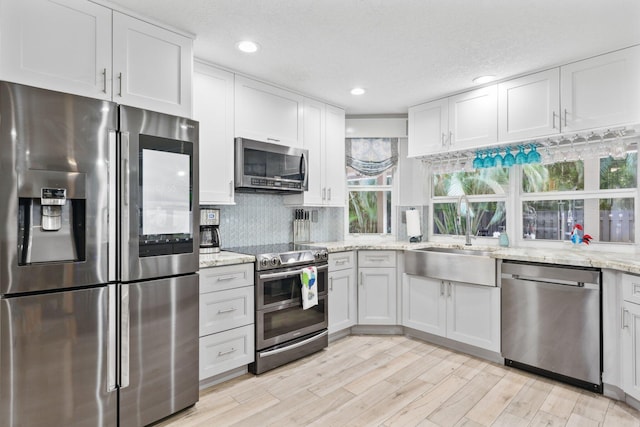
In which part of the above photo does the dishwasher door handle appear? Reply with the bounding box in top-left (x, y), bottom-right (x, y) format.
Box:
top-left (507, 275), bottom-right (598, 290)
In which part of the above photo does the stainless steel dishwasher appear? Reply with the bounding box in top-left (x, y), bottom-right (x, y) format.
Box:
top-left (500, 260), bottom-right (602, 392)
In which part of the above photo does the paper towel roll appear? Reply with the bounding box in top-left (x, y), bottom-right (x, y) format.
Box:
top-left (406, 209), bottom-right (421, 237)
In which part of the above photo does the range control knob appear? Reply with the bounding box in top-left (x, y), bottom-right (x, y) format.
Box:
top-left (320, 251), bottom-right (328, 261)
top-left (260, 258), bottom-right (269, 268)
top-left (270, 257), bottom-right (280, 267)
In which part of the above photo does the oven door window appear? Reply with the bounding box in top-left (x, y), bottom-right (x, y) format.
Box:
top-left (259, 296), bottom-right (327, 347)
top-left (259, 267), bottom-right (327, 307)
top-left (138, 134), bottom-right (193, 257)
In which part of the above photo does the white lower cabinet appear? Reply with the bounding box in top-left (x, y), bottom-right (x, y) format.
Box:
top-left (199, 263), bottom-right (255, 381)
top-left (199, 325), bottom-right (254, 380)
top-left (328, 252), bottom-right (357, 334)
top-left (358, 267), bottom-right (397, 324)
top-left (358, 251), bottom-right (397, 325)
top-left (402, 275), bottom-right (501, 352)
top-left (622, 273), bottom-right (640, 401)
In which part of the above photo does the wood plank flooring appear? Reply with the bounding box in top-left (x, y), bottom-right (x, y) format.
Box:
top-left (157, 335), bottom-right (640, 427)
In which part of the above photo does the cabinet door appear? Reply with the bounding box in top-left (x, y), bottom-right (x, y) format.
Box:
top-left (112, 12), bottom-right (193, 117)
top-left (328, 267), bottom-right (357, 333)
top-left (498, 69), bottom-right (560, 141)
top-left (303, 98), bottom-right (326, 205)
top-left (449, 85), bottom-right (498, 150)
top-left (0, 0), bottom-right (112, 100)
top-left (402, 275), bottom-right (447, 337)
top-left (622, 301), bottom-right (640, 402)
top-left (446, 282), bottom-right (500, 352)
top-left (408, 98), bottom-right (449, 157)
top-left (199, 324), bottom-right (255, 380)
top-left (358, 267), bottom-right (397, 325)
top-left (234, 75), bottom-right (303, 147)
top-left (199, 286), bottom-right (254, 336)
top-left (194, 63), bottom-right (235, 204)
top-left (561, 46), bottom-right (640, 132)
top-left (324, 105), bottom-right (346, 206)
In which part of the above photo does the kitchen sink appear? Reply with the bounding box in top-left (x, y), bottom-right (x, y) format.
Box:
top-left (414, 247), bottom-right (495, 257)
top-left (404, 247), bottom-right (497, 286)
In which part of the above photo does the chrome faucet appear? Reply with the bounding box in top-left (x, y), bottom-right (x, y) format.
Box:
top-left (457, 195), bottom-right (472, 246)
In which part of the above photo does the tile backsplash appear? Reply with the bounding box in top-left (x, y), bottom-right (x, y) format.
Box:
top-left (205, 193), bottom-right (344, 248)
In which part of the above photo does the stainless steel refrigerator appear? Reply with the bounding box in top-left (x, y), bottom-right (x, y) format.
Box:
top-left (0, 81), bottom-right (199, 427)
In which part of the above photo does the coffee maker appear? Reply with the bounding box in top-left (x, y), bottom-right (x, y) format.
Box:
top-left (199, 208), bottom-right (221, 253)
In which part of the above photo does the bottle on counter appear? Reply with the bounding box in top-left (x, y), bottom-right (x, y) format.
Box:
top-left (499, 227), bottom-right (509, 247)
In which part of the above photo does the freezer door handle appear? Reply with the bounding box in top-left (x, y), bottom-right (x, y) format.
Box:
top-left (108, 130), bottom-right (117, 282)
top-left (107, 284), bottom-right (117, 392)
top-left (121, 286), bottom-right (130, 389)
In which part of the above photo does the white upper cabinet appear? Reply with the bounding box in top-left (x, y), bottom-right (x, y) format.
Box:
top-left (284, 101), bottom-right (345, 207)
top-left (112, 12), bottom-right (193, 118)
top-left (498, 68), bottom-right (560, 141)
top-left (448, 85), bottom-right (498, 150)
top-left (193, 62), bottom-right (235, 205)
top-left (0, 0), bottom-right (112, 100)
top-left (0, 0), bottom-right (193, 117)
top-left (408, 98), bottom-right (448, 157)
top-left (408, 86), bottom-right (497, 157)
top-left (324, 105), bottom-right (346, 206)
top-left (560, 46), bottom-right (640, 132)
top-left (234, 75), bottom-right (304, 147)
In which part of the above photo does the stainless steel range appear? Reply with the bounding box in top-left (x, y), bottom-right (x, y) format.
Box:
top-left (228, 243), bottom-right (329, 374)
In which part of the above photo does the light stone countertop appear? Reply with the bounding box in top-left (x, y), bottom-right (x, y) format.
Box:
top-left (199, 251), bottom-right (255, 269)
top-left (318, 240), bottom-right (640, 276)
top-left (199, 241), bottom-right (640, 276)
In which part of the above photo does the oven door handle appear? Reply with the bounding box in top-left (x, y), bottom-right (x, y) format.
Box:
top-left (259, 330), bottom-right (328, 358)
top-left (259, 264), bottom-right (328, 280)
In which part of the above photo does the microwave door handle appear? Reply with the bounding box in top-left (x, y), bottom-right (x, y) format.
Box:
top-left (300, 153), bottom-right (308, 188)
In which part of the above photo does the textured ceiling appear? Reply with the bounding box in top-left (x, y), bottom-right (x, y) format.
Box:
top-left (106, 0), bottom-right (640, 115)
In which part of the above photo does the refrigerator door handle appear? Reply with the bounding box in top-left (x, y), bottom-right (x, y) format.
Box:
top-left (120, 132), bottom-right (130, 277)
top-left (121, 285), bottom-right (131, 389)
top-left (108, 129), bottom-right (117, 283)
top-left (107, 284), bottom-right (117, 392)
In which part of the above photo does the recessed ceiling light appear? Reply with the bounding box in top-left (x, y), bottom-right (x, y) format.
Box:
top-left (472, 75), bottom-right (495, 84)
top-left (236, 40), bottom-right (259, 53)
top-left (350, 87), bottom-right (365, 95)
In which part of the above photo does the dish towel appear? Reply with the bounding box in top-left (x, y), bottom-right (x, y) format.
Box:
top-left (300, 266), bottom-right (318, 310)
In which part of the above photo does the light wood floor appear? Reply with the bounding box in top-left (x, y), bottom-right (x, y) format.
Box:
top-left (158, 335), bottom-right (640, 427)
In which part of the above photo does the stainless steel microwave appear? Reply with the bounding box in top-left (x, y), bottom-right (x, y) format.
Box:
top-left (234, 137), bottom-right (308, 193)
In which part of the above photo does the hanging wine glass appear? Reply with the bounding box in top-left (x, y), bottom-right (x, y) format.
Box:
top-left (472, 150), bottom-right (484, 169)
top-left (526, 144), bottom-right (541, 164)
top-left (503, 146), bottom-right (515, 167)
top-left (483, 149), bottom-right (495, 168)
top-left (493, 148), bottom-right (504, 167)
top-left (515, 145), bottom-right (527, 164)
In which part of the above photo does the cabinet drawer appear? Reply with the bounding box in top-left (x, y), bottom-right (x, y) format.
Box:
top-left (199, 325), bottom-right (254, 380)
top-left (329, 251), bottom-right (355, 271)
top-left (200, 286), bottom-right (254, 336)
top-left (358, 250), bottom-right (396, 268)
top-left (200, 263), bottom-right (254, 293)
top-left (622, 273), bottom-right (640, 305)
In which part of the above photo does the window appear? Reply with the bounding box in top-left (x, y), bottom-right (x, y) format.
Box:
top-left (429, 139), bottom-right (638, 246)
top-left (520, 146), bottom-right (637, 243)
top-left (432, 168), bottom-right (509, 237)
top-left (346, 138), bottom-right (398, 235)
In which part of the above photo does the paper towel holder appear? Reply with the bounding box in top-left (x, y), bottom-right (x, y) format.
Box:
top-left (406, 208), bottom-right (423, 243)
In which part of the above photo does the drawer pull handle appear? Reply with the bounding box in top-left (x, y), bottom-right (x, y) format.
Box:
top-left (367, 257), bottom-right (388, 262)
top-left (217, 307), bottom-right (238, 314)
top-left (216, 274), bottom-right (239, 282)
top-left (622, 308), bottom-right (629, 329)
top-left (218, 348), bottom-right (237, 356)
top-left (335, 259), bottom-right (348, 265)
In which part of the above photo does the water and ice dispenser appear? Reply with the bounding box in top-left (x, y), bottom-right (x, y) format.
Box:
top-left (18, 172), bottom-right (86, 265)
